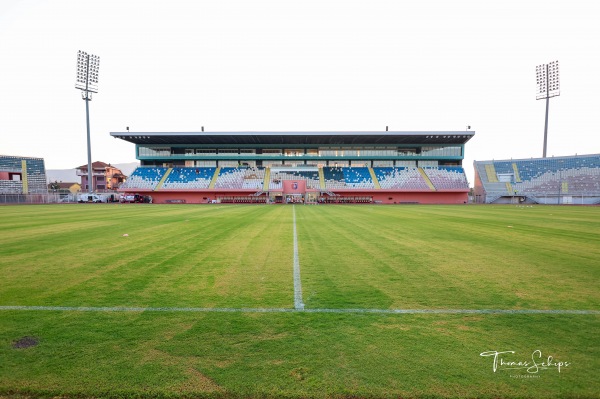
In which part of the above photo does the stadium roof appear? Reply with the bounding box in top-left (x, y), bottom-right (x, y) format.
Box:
top-left (110, 131), bottom-right (475, 146)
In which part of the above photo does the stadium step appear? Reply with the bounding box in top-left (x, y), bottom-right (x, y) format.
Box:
top-left (512, 163), bottom-right (522, 182)
top-left (368, 167), bottom-right (381, 189)
top-left (562, 181), bottom-right (569, 193)
top-left (485, 164), bottom-right (499, 182)
top-left (263, 168), bottom-right (271, 191)
top-left (417, 168), bottom-right (436, 191)
top-left (505, 182), bottom-right (513, 194)
top-left (208, 167), bottom-right (220, 189)
top-left (319, 168), bottom-right (326, 190)
top-left (154, 168), bottom-right (172, 191)
top-left (21, 160), bottom-right (29, 194)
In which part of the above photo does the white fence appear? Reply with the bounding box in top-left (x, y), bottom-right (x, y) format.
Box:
top-left (0, 193), bottom-right (61, 204)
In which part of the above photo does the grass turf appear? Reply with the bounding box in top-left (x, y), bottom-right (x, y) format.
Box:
top-left (0, 204), bottom-right (599, 398)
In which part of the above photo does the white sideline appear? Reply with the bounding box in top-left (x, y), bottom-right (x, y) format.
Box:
top-left (0, 306), bottom-right (598, 315)
top-left (292, 205), bottom-right (305, 310)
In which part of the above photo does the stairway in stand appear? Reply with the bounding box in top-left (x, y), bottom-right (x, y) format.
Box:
top-left (208, 167), bottom-right (220, 189)
top-left (154, 168), bottom-right (172, 190)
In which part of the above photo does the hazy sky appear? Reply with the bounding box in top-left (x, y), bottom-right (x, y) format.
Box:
top-left (1, 0), bottom-right (599, 184)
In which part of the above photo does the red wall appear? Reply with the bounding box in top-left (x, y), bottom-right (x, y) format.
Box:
top-left (370, 191), bottom-right (468, 204)
top-left (149, 190), bottom-right (252, 204)
top-left (127, 189), bottom-right (468, 204)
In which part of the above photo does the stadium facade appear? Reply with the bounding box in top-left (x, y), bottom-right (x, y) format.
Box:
top-left (111, 131), bottom-right (474, 204)
top-left (0, 155), bottom-right (48, 194)
top-left (474, 154), bottom-right (600, 204)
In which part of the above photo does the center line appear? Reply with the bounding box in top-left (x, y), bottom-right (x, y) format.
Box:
top-left (292, 205), bottom-right (304, 310)
top-left (1, 306), bottom-right (598, 315)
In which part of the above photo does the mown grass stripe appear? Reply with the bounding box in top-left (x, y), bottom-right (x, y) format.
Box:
top-left (1, 305), bottom-right (598, 315)
top-left (292, 205), bottom-right (305, 310)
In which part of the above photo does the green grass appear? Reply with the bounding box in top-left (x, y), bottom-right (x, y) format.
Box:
top-left (0, 204), bottom-right (599, 398)
top-left (297, 205), bottom-right (600, 310)
top-left (0, 205), bottom-right (293, 308)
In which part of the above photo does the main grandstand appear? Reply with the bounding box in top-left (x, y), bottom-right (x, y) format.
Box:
top-left (474, 154), bottom-right (600, 204)
top-left (111, 131), bottom-right (474, 204)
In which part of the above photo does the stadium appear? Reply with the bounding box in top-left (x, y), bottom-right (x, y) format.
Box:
top-left (111, 130), bottom-right (474, 204)
top-left (2, 133), bottom-right (600, 397)
top-left (2, 1), bottom-right (600, 396)
top-left (0, 155), bottom-right (50, 203)
top-left (474, 154), bottom-right (600, 204)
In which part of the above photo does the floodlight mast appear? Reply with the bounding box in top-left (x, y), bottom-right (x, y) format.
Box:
top-left (75, 50), bottom-right (100, 194)
top-left (536, 60), bottom-right (560, 158)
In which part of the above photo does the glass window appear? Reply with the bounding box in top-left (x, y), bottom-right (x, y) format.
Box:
top-left (421, 146), bottom-right (462, 156)
top-left (398, 148), bottom-right (417, 156)
top-left (138, 147), bottom-right (171, 157)
top-left (195, 160), bottom-right (216, 167)
top-left (319, 148), bottom-right (341, 157)
top-left (343, 149), bottom-right (358, 156)
top-left (360, 147), bottom-right (396, 156)
top-left (196, 149), bottom-right (217, 155)
top-left (262, 149), bottom-right (283, 156)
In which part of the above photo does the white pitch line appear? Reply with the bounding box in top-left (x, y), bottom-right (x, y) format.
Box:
top-left (292, 205), bottom-right (305, 310)
top-left (0, 306), bottom-right (598, 315)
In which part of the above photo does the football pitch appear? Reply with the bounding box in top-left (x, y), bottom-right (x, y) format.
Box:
top-left (1, 204), bottom-right (599, 398)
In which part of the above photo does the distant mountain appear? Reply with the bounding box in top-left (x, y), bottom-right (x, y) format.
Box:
top-left (113, 162), bottom-right (139, 176)
top-left (46, 169), bottom-right (78, 184)
top-left (46, 162), bottom-right (139, 183)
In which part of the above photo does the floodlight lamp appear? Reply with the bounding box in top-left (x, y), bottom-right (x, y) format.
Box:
top-left (75, 50), bottom-right (100, 93)
top-left (535, 60), bottom-right (560, 100)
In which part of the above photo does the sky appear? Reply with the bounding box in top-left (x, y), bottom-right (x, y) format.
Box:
top-left (1, 0), bottom-right (599, 185)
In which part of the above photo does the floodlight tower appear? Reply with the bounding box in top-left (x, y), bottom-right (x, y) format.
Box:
top-left (536, 60), bottom-right (560, 158)
top-left (75, 50), bottom-right (100, 193)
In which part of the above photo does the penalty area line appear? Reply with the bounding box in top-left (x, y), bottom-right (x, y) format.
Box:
top-left (0, 306), bottom-right (598, 315)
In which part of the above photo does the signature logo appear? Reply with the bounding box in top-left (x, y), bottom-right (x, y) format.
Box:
top-left (480, 350), bottom-right (570, 374)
